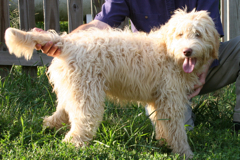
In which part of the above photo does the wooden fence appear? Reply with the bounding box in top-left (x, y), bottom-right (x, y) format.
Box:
top-left (0, 0), bottom-right (239, 78)
top-left (221, 0), bottom-right (240, 42)
top-left (0, 0), bottom-right (106, 78)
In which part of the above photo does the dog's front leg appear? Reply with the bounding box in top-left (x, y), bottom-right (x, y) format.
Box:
top-left (154, 101), bottom-right (194, 159)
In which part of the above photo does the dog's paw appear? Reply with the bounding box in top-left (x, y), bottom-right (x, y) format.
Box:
top-left (183, 150), bottom-right (194, 160)
top-left (42, 116), bottom-right (54, 129)
top-left (63, 132), bottom-right (86, 147)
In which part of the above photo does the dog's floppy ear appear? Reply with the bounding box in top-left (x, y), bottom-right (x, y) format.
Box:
top-left (198, 11), bottom-right (220, 59)
top-left (204, 21), bottom-right (220, 59)
top-left (211, 29), bottom-right (220, 59)
top-left (201, 11), bottom-right (220, 60)
top-left (195, 10), bottom-right (220, 60)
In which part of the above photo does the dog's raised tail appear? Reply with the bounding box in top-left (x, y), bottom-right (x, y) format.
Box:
top-left (5, 28), bottom-right (62, 60)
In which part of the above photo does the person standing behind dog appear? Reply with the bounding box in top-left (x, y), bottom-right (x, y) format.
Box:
top-left (34, 0), bottom-right (240, 133)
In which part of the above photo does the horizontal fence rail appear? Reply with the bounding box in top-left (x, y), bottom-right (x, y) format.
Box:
top-left (0, 0), bottom-right (104, 78)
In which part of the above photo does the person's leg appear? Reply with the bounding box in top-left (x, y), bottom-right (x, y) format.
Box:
top-left (199, 35), bottom-right (240, 124)
top-left (184, 103), bottom-right (195, 130)
top-left (184, 36), bottom-right (240, 129)
top-left (233, 72), bottom-right (240, 123)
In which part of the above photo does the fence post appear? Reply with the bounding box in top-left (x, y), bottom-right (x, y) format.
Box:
top-left (227, 0), bottom-right (240, 40)
top-left (0, 0), bottom-right (9, 51)
top-left (221, 0), bottom-right (240, 42)
top-left (91, 0), bottom-right (105, 19)
top-left (0, 0), bottom-right (11, 80)
top-left (43, 0), bottom-right (60, 32)
top-left (18, 0), bottom-right (35, 30)
top-left (18, 0), bottom-right (38, 77)
top-left (67, 0), bottom-right (83, 33)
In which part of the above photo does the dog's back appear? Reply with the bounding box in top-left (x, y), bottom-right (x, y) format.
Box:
top-left (5, 27), bottom-right (196, 104)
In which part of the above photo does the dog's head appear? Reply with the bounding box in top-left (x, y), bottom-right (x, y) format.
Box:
top-left (161, 9), bottom-right (220, 73)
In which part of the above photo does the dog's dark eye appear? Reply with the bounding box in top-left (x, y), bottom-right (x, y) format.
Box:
top-left (178, 33), bottom-right (183, 37)
top-left (195, 32), bottom-right (201, 37)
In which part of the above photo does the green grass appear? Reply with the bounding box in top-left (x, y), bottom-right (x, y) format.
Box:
top-left (0, 66), bottom-right (239, 160)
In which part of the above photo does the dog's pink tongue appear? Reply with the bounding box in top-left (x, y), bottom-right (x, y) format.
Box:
top-left (183, 58), bottom-right (196, 73)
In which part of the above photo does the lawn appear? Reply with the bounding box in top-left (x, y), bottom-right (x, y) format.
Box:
top-left (0, 66), bottom-right (239, 160)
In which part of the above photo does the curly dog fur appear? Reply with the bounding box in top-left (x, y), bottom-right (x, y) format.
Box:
top-left (5, 9), bottom-right (219, 158)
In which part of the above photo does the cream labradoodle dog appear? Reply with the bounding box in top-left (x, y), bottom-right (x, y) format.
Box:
top-left (5, 10), bottom-right (219, 158)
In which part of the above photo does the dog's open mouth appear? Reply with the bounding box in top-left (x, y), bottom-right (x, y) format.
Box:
top-left (183, 58), bottom-right (197, 73)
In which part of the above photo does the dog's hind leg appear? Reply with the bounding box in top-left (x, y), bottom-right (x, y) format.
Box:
top-left (154, 101), bottom-right (194, 159)
top-left (43, 103), bottom-right (69, 130)
top-left (63, 81), bottom-right (106, 147)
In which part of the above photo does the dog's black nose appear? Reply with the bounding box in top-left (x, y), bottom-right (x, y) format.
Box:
top-left (183, 48), bottom-right (192, 57)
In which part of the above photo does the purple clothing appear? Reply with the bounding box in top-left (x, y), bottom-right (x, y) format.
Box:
top-left (94, 0), bottom-right (222, 67)
top-left (94, 0), bottom-right (224, 37)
